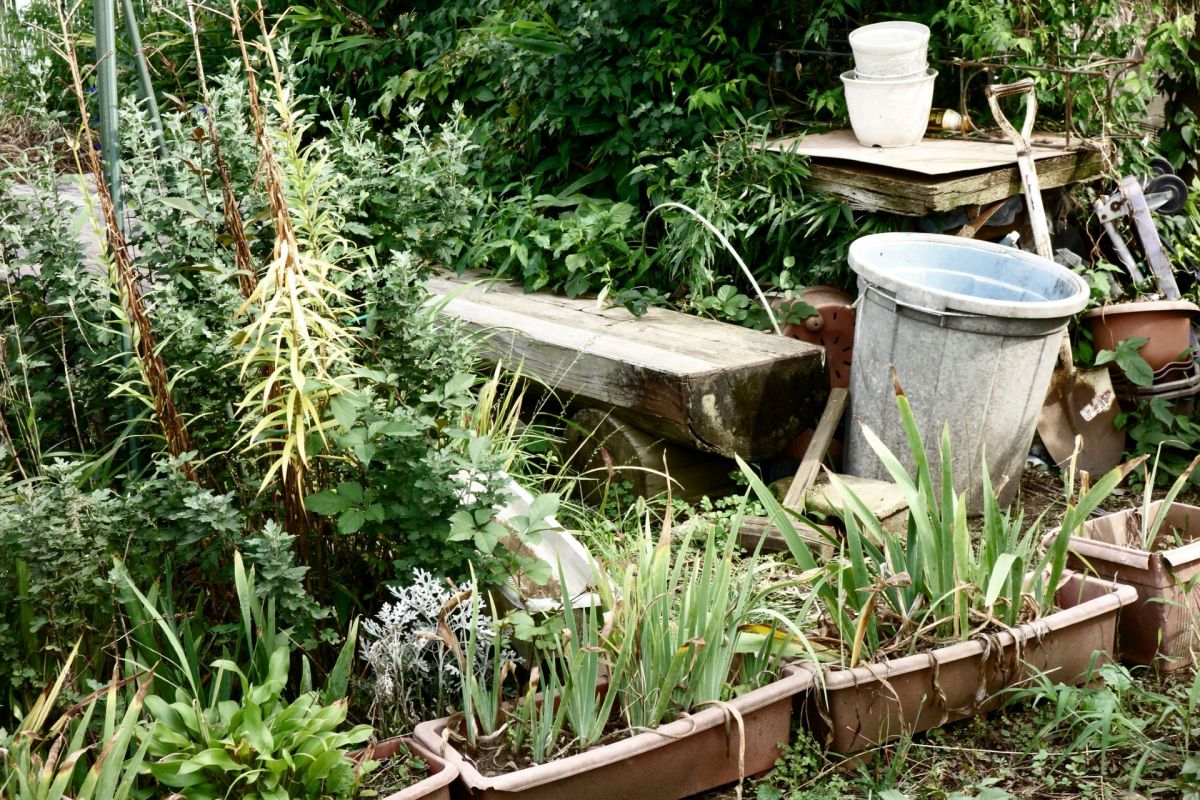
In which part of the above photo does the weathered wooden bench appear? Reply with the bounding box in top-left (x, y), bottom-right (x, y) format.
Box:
top-left (426, 272), bottom-right (828, 463)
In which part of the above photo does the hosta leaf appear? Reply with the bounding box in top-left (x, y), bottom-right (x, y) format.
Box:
top-left (242, 702), bottom-right (274, 754)
top-left (182, 747), bottom-right (242, 773)
top-left (304, 748), bottom-right (343, 782)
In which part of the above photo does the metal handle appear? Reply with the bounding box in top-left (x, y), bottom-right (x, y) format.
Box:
top-left (985, 74), bottom-right (1051, 259)
top-left (984, 77), bottom-right (1036, 99)
top-left (985, 78), bottom-right (1038, 146)
top-left (863, 285), bottom-right (979, 322)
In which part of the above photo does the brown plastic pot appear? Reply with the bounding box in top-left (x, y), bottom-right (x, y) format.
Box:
top-left (1066, 500), bottom-right (1200, 672)
top-left (1083, 300), bottom-right (1199, 371)
top-left (788, 572), bottom-right (1136, 754)
top-left (355, 737), bottom-right (458, 800)
top-left (411, 669), bottom-right (814, 800)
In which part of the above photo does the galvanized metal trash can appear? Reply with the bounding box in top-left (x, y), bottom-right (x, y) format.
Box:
top-left (846, 233), bottom-right (1090, 510)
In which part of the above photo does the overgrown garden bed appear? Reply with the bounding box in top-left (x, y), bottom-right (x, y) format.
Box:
top-left (2, 1), bottom-right (1200, 799)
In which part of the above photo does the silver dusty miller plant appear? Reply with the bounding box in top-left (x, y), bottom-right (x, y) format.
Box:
top-left (361, 568), bottom-right (513, 732)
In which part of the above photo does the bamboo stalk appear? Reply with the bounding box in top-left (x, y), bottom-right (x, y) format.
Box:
top-left (93, 0), bottom-right (121, 213)
top-left (119, 0), bottom-right (166, 158)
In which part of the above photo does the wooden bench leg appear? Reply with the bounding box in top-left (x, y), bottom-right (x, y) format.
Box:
top-left (562, 407), bottom-right (735, 503)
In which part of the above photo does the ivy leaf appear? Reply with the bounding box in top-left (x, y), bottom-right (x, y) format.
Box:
top-left (528, 491), bottom-right (559, 521)
top-left (467, 435), bottom-right (493, 464)
top-left (447, 510), bottom-right (478, 542)
top-left (519, 558), bottom-right (552, 586)
top-left (1149, 397), bottom-right (1177, 426)
top-left (444, 373), bottom-right (475, 397)
top-left (1095, 337), bottom-right (1153, 387)
top-left (473, 521), bottom-right (508, 555)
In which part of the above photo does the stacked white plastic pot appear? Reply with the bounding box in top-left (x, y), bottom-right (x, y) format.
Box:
top-left (842, 22), bottom-right (935, 148)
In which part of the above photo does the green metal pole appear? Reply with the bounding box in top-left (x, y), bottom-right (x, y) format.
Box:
top-left (94, 0), bottom-right (121, 215)
top-left (119, 0), bottom-right (166, 158)
top-left (94, 0), bottom-right (141, 474)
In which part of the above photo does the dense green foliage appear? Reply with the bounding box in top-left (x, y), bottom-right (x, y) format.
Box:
top-left (1, 1), bottom-right (1200, 798)
top-left (0, 35), bottom-right (541, 713)
top-left (260, 0), bottom-right (1199, 308)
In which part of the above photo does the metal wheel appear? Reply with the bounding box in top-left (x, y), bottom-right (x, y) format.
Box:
top-left (1146, 173), bottom-right (1188, 215)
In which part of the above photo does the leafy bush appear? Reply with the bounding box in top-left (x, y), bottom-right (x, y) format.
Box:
top-left (0, 457), bottom-right (243, 702)
top-left (261, 0), bottom-right (1200, 309)
top-left (127, 554), bottom-right (372, 799)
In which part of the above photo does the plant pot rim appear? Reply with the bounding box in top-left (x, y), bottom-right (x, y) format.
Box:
top-left (1064, 502), bottom-right (1200, 570)
top-left (412, 667), bottom-right (814, 793)
top-left (1083, 299), bottom-right (1200, 318)
top-left (358, 736), bottom-right (459, 800)
top-left (782, 571), bottom-right (1136, 686)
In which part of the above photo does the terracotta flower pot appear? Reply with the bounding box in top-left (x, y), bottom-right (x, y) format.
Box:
top-left (1066, 500), bottom-right (1200, 672)
top-left (355, 737), bottom-right (459, 800)
top-left (788, 572), bottom-right (1136, 754)
top-left (1083, 300), bottom-right (1199, 372)
top-left (411, 669), bottom-right (814, 800)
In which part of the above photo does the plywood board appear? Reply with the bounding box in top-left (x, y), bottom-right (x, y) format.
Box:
top-left (765, 129), bottom-right (1082, 175)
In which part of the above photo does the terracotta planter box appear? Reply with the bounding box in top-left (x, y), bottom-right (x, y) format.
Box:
top-left (1067, 501), bottom-right (1200, 672)
top-left (357, 736), bottom-right (458, 800)
top-left (789, 572), bottom-right (1136, 754)
top-left (1083, 300), bottom-right (1200, 371)
top-left (412, 669), bottom-right (813, 800)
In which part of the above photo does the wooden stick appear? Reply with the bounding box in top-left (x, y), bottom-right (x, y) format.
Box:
top-left (782, 387), bottom-right (848, 510)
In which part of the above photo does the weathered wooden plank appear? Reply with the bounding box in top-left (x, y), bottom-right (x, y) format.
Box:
top-left (805, 149), bottom-right (1102, 215)
top-left (427, 272), bottom-right (828, 460)
top-left (761, 130), bottom-right (1104, 215)
top-left (767, 130), bottom-right (1083, 174)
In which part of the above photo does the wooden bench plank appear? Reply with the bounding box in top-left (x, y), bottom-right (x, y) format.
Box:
top-left (428, 272), bottom-right (828, 460)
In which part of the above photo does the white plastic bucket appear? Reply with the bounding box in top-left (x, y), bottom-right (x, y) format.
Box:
top-left (845, 233), bottom-right (1090, 511)
top-left (849, 21), bottom-right (929, 79)
top-left (842, 68), bottom-right (936, 148)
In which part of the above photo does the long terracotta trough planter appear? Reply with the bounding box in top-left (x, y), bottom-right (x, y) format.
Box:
top-left (412, 668), bottom-right (814, 800)
top-left (358, 737), bottom-right (459, 800)
top-left (1067, 501), bottom-right (1200, 672)
top-left (790, 572), bottom-right (1136, 754)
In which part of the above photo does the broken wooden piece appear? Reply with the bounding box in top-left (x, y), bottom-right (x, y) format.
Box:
top-left (782, 387), bottom-right (849, 510)
top-left (427, 271), bottom-right (828, 460)
top-left (808, 473), bottom-right (910, 535)
top-left (674, 514), bottom-right (833, 557)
